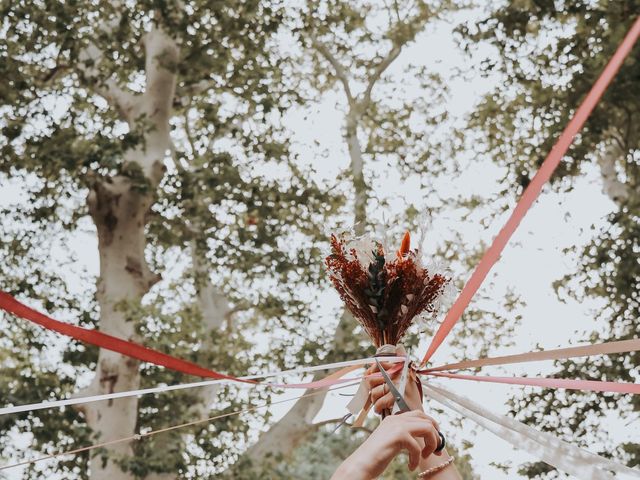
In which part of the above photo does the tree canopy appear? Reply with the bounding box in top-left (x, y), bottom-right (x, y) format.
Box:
top-left (1, 1), bottom-right (636, 479)
top-left (461, 1), bottom-right (639, 474)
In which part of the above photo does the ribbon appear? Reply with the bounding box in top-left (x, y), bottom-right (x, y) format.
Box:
top-left (0, 291), bottom-right (403, 391)
top-left (427, 372), bottom-right (640, 395)
top-left (425, 338), bottom-right (640, 372)
top-left (0, 291), bottom-right (251, 382)
top-left (0, 357), bottom-right (405, 417)
top-left (421, 16), bottom-right (640, 365)
top-left (424, 382), bottom-right (640, 480)
top-left (0, 382), bottom-right (360, 473)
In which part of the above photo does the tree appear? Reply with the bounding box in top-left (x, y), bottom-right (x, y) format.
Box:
top-left (0, 1), bottom-right (339, 478)
top-left (458, 1), bottom-right (639, 475)
top-left (237, 0), bottom-right (517, 474)
top-left (1, 1), bottom-right (514, 478)
top-left (238, 0), bottom-right (456, 466)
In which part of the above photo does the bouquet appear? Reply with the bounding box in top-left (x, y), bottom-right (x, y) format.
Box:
top-left (325, 229), bottom-right (453, 348)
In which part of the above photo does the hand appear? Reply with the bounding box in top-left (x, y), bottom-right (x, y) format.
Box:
top-left (331, 411), bottom-right (442, 479)
top-left (364, 347), bottom-right (423, 414)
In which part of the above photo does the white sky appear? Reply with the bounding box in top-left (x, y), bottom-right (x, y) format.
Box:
top-left (1, 6), bottom-right (636, 480)
top-left (276, 9), bottom-right (635, 480)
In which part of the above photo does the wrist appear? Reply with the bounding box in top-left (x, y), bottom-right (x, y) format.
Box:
top-left (332, 450), bottom-right (372, 480)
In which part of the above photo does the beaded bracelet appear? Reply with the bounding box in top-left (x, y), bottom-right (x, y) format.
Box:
top-left (417, 456), bottom-right (455, 478)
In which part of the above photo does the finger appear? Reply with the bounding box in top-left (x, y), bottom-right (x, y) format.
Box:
top-left (365, 364), bottom-right (379, 375)
top-left (405, 410), bottom-right (440, 430)
top-left (366, 360), bottom-right (402, 378)
top-left (423, 429), bottom-right (442, 457)
top-left (433, 431), bottom-right (444, 456)
top-left (364, 371), bottom-right (385, 391)
top-left (373, 392), bottom-right (395, 414)
top-left (365, 376), bottom-right (384, 390)
top-left (367, 360), bottom-right (395, 370)
top-left (401, 410), bottom-right (429, 420)
top-left (416, 412), bottom-right (439, 431)
top-left (366, 366), bottom-right (402, 391)
top-left (371, 384), bottom-right (386, 402)
top-left (404, 420), bottom-right (437, 438)
top-left (402, 418), bottom-right (441, 453)
top-left (403, 435), bottom-right (423, 471)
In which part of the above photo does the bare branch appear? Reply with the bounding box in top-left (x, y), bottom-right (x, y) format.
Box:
top-left (310, 35), bottom-right (355, 106)
top-left (224, 302), bottom-right (252, 332)
top-left (361, 44), bottom-right (402, 109)
top-left (76, 10), bottom-right (136, 120)
top-left (361, 6), bottom-right (432, 109)
top-left (142, 27), bottom-right (179, 122)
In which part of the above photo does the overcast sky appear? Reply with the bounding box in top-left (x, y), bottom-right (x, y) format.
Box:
top-left (279, 9), bottom-right (632, 479)
top-left (1, 6), bottom-right (634, 480)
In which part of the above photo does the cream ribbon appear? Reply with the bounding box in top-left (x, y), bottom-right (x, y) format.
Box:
top-left (0, 356), bottom-right (404, 417)
top-left (423, 382), bottom-right (640, 480)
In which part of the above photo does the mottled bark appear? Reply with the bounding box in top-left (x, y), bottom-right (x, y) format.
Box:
top-left (597, 139), bottom-right (630, 204)
top-left (244, 309), bottom-right (353, 464)
top-left (78, 26), bottom-right (178, 480)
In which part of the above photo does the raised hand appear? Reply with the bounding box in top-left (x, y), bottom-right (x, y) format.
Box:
top-left (330, 411), bottom-right (442, 479)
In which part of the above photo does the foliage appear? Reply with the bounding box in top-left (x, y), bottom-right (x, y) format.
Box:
top-left (0, 0), bottom-right (523, 478)
top-left (0, 0), bottom-right (341, 477)
top-left (459, 1), bottom-right (640, 475)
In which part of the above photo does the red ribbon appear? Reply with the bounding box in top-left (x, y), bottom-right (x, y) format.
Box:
top-left (0, 292), bottom-right (254, 383)
top-left (0, 291), bottom-right (402, 389)
top-left (421, 17), bottom-right (640, 365)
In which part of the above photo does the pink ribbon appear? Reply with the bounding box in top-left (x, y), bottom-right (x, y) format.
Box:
top-left (428, 372), bottom-right (640, 395)
top-left (421, 17), bottom-right (640, 365)
top-left (424, 338), bottom-right (640, 372)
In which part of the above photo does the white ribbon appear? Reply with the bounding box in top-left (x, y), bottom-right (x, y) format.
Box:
top-left (423, 382), bottom-right (640, 480)
top-left (0, 356), bottom-right (404, 417)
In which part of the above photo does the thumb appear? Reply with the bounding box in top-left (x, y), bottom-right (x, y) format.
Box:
top-left (396, 344), bottom-right (407, 357)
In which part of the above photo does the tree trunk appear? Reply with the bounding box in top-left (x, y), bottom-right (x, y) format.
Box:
top-left (346, 109), bottom-right (368, 236)
top-left (84, 178), bottom-right (160, 480)
top-left (79, 26), bottom-right (178, 480)
top-left (243, 309), bottom-right (353, 465)
top-left (242, 106), bottom-right (368, 466)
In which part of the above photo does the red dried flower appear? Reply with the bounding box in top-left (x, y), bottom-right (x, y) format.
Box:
top-left (325, 230), bottom-right (453, 347)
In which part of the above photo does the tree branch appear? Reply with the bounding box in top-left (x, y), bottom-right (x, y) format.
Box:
top-left (361, 44), bottom-right (402, 109)
top-left (76, 9), bottom-right (136, 120)
top-left (361, 5), bottom-right (432, 108)
top-left (142, 27), bottom-right (179, 125)
top-left (310, 35), bottom-right (355, 107)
